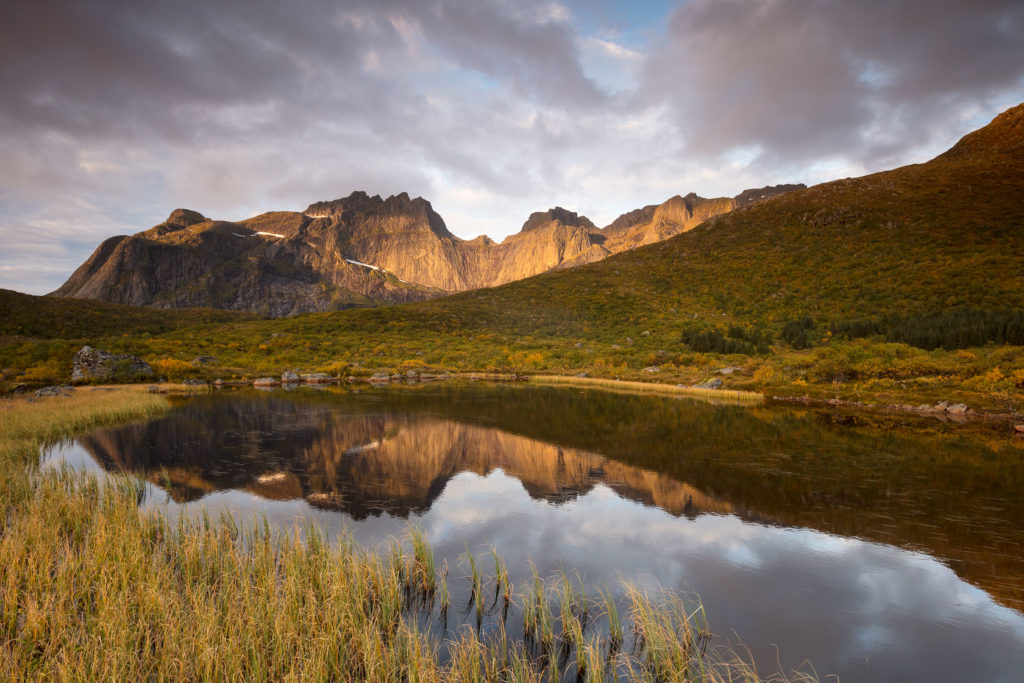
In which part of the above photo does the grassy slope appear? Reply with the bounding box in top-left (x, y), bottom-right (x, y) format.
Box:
top-left (2, 106), bottom-right (1024, 407)
top-left (0, 289), bottom-right (258, 339)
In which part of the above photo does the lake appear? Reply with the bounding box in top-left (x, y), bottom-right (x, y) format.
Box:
top-left (44, 383), bottom-right (1024, 682)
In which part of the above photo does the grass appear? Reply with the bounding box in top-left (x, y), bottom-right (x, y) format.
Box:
top-left (529, 374), bottom-right (764, 402)
top-left (0, 389), bottom-right (819, 681)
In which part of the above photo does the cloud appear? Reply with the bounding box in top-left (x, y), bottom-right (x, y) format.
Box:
top-left (642, 0), bottom-right (1024, 172)
top-left (1, 0), bottom-right (1022, 293)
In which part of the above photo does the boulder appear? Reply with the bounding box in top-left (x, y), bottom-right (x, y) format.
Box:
top-left (300, 372), bottom-right (332, 384)
top-left (71, 345), bottom-right (153, 383)
top-left (35, 385), bottom-right (74, 397)
top-left (253, 377), bottom-right (280, 387)
top-left (693, 378), bottom-right (723, 390)
top-left (642, 366), bottom-right (661, 373)
top-left (947, 403), bottom-right (969, 415)
top-left (370, 372), bottom-right (390, 383)
top-left (192, 356), bottom-right (217, 366)
top-left (281, 370), bottom-right (300, 383)
top-left (183, 378), bottom-right (207, 387)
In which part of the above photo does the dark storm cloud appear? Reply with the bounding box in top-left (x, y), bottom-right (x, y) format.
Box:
top-left (643, 0), bottom-right (1024, 168)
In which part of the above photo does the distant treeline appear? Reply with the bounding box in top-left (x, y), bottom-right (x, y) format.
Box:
top-left (680, 311), bottom-right (1024, 355)
top-left (831, 310), bottom-right (1024, 350)
top-left (681, 325), bottom-right (772, 355)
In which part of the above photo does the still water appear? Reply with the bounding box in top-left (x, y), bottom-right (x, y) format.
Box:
top-left (45, 384), bottom-right (1024, 681)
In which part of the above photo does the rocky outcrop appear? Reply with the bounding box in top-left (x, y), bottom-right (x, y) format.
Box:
top-left (71, 346), bottom-right (153, 383)
top-left (733, 184), bottom-right (807, 208)
top-left (55, 185), bottom-right (804, 316)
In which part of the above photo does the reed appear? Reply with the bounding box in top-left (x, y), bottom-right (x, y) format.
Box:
top-left (409, 526), bottom-right (438, 597)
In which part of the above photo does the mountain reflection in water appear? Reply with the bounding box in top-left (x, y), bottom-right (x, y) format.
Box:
top-left (76, 396), bottom-right (731, 521)
top-left (47, 384), bottom-right (1024, 683)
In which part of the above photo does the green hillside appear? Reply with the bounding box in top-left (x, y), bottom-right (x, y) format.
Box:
top-left (0, 289), bottom-right (258, 340)
top-left (3, 104), bottom-right (1024, 407)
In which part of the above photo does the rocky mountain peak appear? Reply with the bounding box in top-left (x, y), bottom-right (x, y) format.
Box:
top-left (166, 209), bottom-right (206, 228)
top-left (303, 190), bottom-right (384, 217)
top-left (519, 207), bottom-right (594, 233)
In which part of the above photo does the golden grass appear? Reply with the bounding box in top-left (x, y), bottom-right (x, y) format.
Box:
top-left (528, 374), bottom-right (765, 403)
top-left (0, 389), bottom-right (812, 682)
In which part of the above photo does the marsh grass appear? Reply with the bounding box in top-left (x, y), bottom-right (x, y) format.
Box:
top-left (1, 390), bottom-right (816, 681)
top-left (529, 374), bottom-right (764, 403)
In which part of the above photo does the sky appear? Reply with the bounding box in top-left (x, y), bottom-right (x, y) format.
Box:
top-left (1, 0), bottom-right (1022, 295)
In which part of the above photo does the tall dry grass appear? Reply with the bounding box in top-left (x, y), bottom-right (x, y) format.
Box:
top-left (528, 374), bottom-right (764, 403)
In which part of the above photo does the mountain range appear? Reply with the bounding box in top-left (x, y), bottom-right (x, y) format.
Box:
top-left (53, 185), bottom-right (803, 316)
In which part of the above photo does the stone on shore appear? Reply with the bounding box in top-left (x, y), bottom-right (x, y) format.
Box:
top-left (72, 346), bottom-right (153, 383)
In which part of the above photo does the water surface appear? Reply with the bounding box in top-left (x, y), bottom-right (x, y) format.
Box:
top-left (46, 384), bottom-right (1024, 681)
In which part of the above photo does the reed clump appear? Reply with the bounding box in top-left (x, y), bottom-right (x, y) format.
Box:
top-left (1, 389), bottom-right (815, 681)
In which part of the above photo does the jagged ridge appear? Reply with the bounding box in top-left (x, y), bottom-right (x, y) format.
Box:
top-left (54, 184), bottom-right (803, 316)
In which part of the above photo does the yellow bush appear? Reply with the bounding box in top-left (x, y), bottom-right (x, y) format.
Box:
top-left (22, 361), bottom-right (62, 384)
top-left (752, 365), bottom-right (780, 385)
top-left (151, 358), bottom-right (193, 379)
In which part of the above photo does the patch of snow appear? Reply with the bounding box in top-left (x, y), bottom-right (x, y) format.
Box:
top-left (255, 231), bottom-right (286, 238)
top-left (345, 258), bottom-right (382, 272)
top-left (345, 258), bottom-right (418, 286)
top-left (231, 232), bottom-right (250, 238)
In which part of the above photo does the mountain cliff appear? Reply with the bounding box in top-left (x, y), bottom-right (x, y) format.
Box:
top-left (54, 185), bottom-right (802, 316)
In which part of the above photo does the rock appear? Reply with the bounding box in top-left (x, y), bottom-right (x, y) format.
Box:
top-left (693, 378), bottom-right (723, 390)
top-left (147, 385), bottom-right (166, 394)
top-left (947, 403), bottom-right (969, 415)
top-left (71, 345), bottom-right (153, 383)
top-left (1014, 424), bottom-right (1024, 435)
top-left (642, 366), bottom-right (661, 373)
top-left (370, 372), bottom-right (390, 383)
top-left (183, 378), bottom-right (207, 386)
top-left (717, 366), bottom-right (739, 375)
top-left (640, 330), bottom-right (650, 336)
top-left (192, 356), bottom-right (217, 366)
top-left (253, 378), bottom-right (280, 387)
top-left (575, 372), bottom-right (589, 378)
top-left (301, 372), bottom-right (332, 384)
top-left (406, 370), bottom-right (419, 378)
top-left (281, 370), bottom-right (300, 383)
top-left (213, 378), bottom-right (224, 386)
top-left (35, 385), bottom-right (73, 397)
